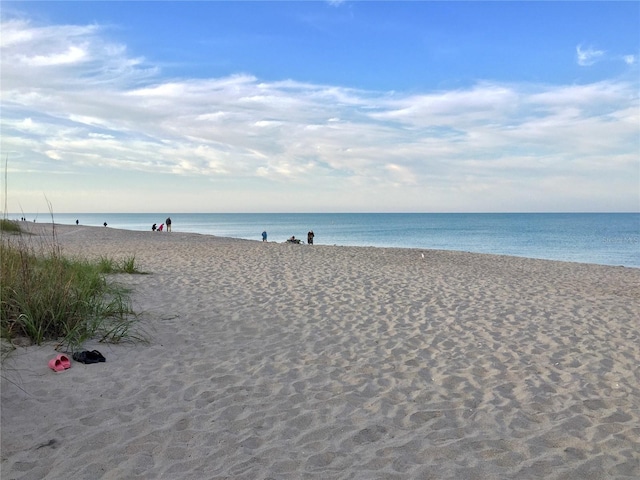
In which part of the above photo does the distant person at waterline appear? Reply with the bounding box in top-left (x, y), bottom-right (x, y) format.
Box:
top-left (166, 217), bottom-right (172, 232)
top-left (262, 231), bottom-right (267, 242)
top-left (307, 230), bottom-right (314, 245)
top-left (152, 223), bottom-right (157, 232)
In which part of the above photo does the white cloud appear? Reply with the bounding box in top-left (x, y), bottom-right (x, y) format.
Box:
top-left (88, 132), bottom-right (115, 140)
top-left (15, 117), bottom-right (35, 131)
top-left (576, 44), bottom-right (605, 66)
top-left (20, 44), bottom-right (88, 66)
top-left (576, 45), bottom-right (638, 68)
top-left (0, 18), bottom-right (155, 91)
top-left (1, 17), bottom-right (638, 213)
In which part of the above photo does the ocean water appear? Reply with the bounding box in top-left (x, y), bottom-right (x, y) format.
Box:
top-left (14, 212), bottom-right (640, 268)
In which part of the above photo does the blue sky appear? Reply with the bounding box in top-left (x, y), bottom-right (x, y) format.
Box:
top-left (1, 1), bottom-right (638, 213)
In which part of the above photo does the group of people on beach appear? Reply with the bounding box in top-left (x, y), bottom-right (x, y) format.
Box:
top-left (281, 230), bottom-right (315, 244)
top-left (152, 217), bottom-right (172, 232)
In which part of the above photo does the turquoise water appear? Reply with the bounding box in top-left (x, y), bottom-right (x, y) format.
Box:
top-left (14, 212), bottom-right (640, 268)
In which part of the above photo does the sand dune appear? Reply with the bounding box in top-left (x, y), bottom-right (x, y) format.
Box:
top-left (2, 223), bottom-right (639, 479)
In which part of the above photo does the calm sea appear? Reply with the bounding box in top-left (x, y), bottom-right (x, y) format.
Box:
top-left (15, 213), bottom-right (640, 268)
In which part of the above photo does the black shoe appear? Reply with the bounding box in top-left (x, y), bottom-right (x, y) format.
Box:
top-left (72, 350), bottom-right (106, 364)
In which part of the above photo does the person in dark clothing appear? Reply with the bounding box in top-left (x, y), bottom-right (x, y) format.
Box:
top-left (166, 217), bottom-right (172, 232)
top-left (307, 230), bottom-right (314, 245)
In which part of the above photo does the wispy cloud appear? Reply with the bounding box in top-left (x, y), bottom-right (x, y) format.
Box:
top-left (1, 17), bottom-right (638, 212)
top-left (575, 44), bottom-right (638, 69)
top-left (576, 44), bottom-right (605, 66)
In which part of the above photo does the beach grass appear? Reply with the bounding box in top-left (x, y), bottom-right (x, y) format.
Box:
top-left (0, 226), bottom-right (144, 351)
top-left (0, 218), bottom-right (22, 234)
top-left (97, 255), bottom-right (144, 275)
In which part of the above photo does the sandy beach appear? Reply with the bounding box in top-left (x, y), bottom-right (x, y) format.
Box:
top-left (2, 223), bottom-right (639, 479)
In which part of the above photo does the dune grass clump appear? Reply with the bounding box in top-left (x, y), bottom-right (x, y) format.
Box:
top-left (1, 231), bottom-right (144, 350)
top-left (0, 218), bottom-right (22, 234)
top-left (97, 255), bottom-right (142, 275)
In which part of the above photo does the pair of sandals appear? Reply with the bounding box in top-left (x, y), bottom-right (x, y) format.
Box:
top-left (48, 350), bottom-right (106, 371)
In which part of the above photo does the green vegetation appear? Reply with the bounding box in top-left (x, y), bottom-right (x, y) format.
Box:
top-left (0, 218), bottom-right (22, 234)
top-left (1, 230), bottom-right (145, 351)
top-left (97, 255), bottom-right (143, 275)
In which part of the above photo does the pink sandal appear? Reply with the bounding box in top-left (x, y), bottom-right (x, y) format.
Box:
top-left (57, 354), bottom-right (71, 369)
top-left (48, 357), bottom-right (65, 372)
top-left (49, 354), bottom-right (71, 372)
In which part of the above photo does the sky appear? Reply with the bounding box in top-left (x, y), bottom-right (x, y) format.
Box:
top-left (1, 1), bottom-right (639, 214)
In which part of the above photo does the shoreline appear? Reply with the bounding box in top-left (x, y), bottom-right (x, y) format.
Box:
top-left (7, 213), bottom-right (639, 268)
top-left (9, 221), bottom-right (640, 269)
top-left (2, 223), bottom-right (639, 479)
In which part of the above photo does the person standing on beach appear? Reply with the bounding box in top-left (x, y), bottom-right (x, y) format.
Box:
top-left (262, 231), bottom-right (268, 242)
top-left (307, 230), bottom-right (314, 245)
top-left (166, 217), bottom-right (172, 232)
